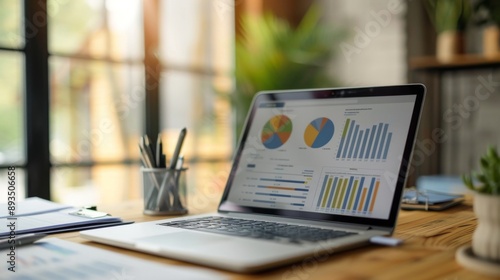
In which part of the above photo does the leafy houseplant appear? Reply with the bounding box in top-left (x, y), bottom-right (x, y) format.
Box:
top-left (461, 146), bottom-right (500, 263)
top-left (233, 5), bottom-right (347, 140)
top-left (425, 0), bottom-right (472, 61)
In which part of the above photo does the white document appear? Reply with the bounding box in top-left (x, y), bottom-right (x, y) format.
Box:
top-left (2, 238), bottom-right (227, 280)
top-left (0, 208), bottom-right (122, 237)
top-left (0, 197), bottom-right (72, 218)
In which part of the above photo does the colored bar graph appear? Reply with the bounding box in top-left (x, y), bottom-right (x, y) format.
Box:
top-left (316, 175), bottom-right (329, 207)
top-left (316, 174), bottom-right (380, 214)
top-left (383, 133), bottom-right (392, 159)
top-left (370, 123), bottom-right (383, 159)
top-left (353, 177), bottom-right (365, 210)
top-left (255, 192), bottom-right (307, 199)
top-left (327, 177), bottom-right (338, 208)
top-left (363, 178), bottom-right (376, 212)
top-left (332, 178), bottom-right (344, 208)
top-left (369, 180), bottom-right (380, 212)
top-left (341, 176), bottom-right (354, 209)
top-left (353, 130), bottom-right (363, 159)
top-left (359, 129), bottom-right (369, 159)
top-left (348, 125), bottom-right (359, 158)
top-left (336, 119), bottom-right (350, 158)
top-left (342, 120), bottom-right (355, 158)
top-left (336, 119), bottom-right (393, 161)
top-left (358, 188), bottom-right (367, 212)
top-left (347, 179), bottom-right (359, 210)
top-left (364, 125), bottom-right (377, 159)
top-left (321, 177), bottom-right (333, 208)
top-left (260, 178), bottom-right (306, 184)
top-left (377, 124), bottom-right (389, 159)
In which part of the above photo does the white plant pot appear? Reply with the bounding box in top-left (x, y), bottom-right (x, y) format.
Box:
top-left (483, 25), bottom-right (500, 58)
top-left (436, 30), bottom-right (465, 62)
top-left (472, 193), bottom-right (500, 262)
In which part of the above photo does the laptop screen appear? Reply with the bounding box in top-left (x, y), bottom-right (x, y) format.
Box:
top-left (219, 85), bottom-right (425, 228)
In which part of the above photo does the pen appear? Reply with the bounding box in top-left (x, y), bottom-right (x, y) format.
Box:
top-left (139, 142), bottom-right (156, 169)
top-left (156, 128), bottom-right (187, 211)
top-left (156, 133), bottom-right (164, 168)
top-left (0, 233), bottom-right (46, 250)
top-left (139, 139), bottom-right (161, 209)
top-left (144, 135), bottom-right (157, 168)
top-left (169, 128), bottom-right (187, 170)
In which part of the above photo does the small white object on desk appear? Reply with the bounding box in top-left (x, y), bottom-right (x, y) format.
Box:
top-left (370, 236), bottom-right (403, 246)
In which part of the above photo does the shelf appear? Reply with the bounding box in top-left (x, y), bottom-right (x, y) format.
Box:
top-left (409, 54), bottom-right (500, 71)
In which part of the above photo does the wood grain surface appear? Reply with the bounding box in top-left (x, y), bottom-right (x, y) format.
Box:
top-left (50, 196), bottom-right (498, 280)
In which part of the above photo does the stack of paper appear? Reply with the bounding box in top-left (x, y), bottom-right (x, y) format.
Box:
top-left (0, 197), bottom-right (131, 237)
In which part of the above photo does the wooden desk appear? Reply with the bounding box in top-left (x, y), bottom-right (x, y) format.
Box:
top-left (50, 198), bottom-right (496, 279)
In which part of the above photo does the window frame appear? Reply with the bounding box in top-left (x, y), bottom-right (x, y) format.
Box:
top-left (1, 0), bottom-right (231, 201)
top-left (23, 0), bottom-right (50, 199)
top-left (0, 0), bottom-right (161, 200)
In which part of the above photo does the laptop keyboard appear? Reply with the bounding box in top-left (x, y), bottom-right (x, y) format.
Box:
top-left (159, 216), bottom-right (357, 244)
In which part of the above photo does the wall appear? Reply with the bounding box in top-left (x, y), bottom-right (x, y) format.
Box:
top-left (320, 0), bottom-right (407, 86)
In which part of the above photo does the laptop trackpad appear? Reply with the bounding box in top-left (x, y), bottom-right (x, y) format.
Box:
top-left (135, 231), bottom-right (228, 250)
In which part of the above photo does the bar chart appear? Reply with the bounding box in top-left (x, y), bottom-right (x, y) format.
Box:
top-left (251, 176), bottom-right (311, 208)
top-left (336, 118), bottom-right (393, 161)
top-left (316, 174), bottom-right (380, 214)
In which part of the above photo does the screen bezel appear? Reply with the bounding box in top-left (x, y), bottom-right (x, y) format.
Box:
top-left (218, 84), bottom-right (426, 229)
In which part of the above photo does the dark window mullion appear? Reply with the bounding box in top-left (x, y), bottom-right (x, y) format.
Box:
top-left (0, 46), bottom-right (22, 52)
top-left (143, 0), bottom-right (160, 139)
top-left (24, 0), bottom-right (50, 199)
top-left (48, 52), bottom-right (144, 65)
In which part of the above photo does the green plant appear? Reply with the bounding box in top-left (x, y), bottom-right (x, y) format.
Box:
top-left (473, 0), bottom-right (500, 26)
top-left (233, 5), bottom-right (347, 138)
top-left (462, 146), bottom-right (500, 195)
top-left (425, 0), bottom-right (472, 33)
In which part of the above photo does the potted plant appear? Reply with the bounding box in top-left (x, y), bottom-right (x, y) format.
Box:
top-left (233, 5), bottom-right (347, 139)
top-left (425, 0), bottom-right (472, 61)
top-left (473, 0), bottom-right (500, 57)
top-left (461, 146), bottom-right (500, 267)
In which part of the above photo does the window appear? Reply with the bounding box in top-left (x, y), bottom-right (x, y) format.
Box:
top-left (0, 0), bottom-right (233, 206)
top-left (0, 0), bottom-right (26, 200)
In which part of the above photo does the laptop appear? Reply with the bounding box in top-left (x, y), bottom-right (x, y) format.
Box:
top-left (81, 84), bottom-right (425, 272)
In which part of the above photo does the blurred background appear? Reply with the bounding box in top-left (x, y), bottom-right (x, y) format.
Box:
top-left (1, 0), bottom-right (499, 206)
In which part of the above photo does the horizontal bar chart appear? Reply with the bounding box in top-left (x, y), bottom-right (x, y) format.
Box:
top-left (253, 199), bottom-right (305, 207)
top-left (336, 118), bottom-right (392, 161)
top-left (316, 174), bottom-right (380, 214)
top-left (255, 192), bottom-right (307, 199)
top-left (260, 178), bottom-right (306, 184)
top-left (257, 185), bottom-right (309, 192)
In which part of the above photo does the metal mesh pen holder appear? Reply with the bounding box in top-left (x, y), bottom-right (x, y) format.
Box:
top-left (142, 167), bottom-right (188, 215)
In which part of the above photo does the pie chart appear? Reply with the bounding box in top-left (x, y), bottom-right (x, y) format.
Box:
top-left (261, 115), bottom-right (293, 149)
top-left (304, 117), bottom-right (334, 148)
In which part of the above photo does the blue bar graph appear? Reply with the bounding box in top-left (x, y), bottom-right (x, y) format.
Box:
top-left (341, 176), bottom-right (354, 209)
top-left (348, 125), bottom-right (359, 158)
top-left (316, 175), bottom-right (329, 207)
top-left (337, 119), bottom-right (392, 161)
top-left (364, 125), bottom-right (376, 159)
top-left (326, 177), bottom-right (338, 208)
top-left (353, 177), bottom-right (365, 210)
top-left (353, 130), bottom-right (363, 159)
